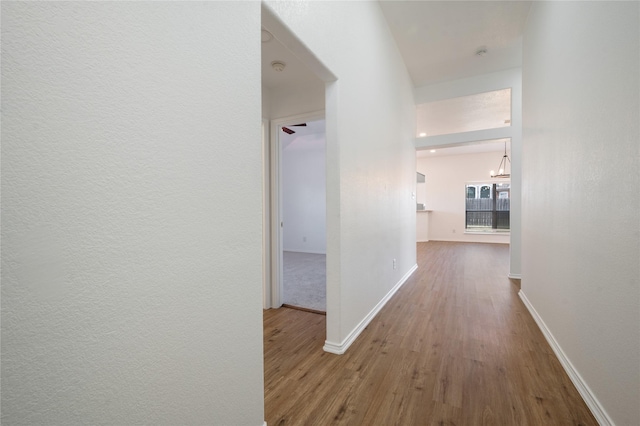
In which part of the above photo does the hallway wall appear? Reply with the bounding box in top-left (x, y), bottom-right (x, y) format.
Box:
top-left (521, 2), bottom-right (640, 424)
top-left (1, 3), bottom-right (264, 424)
top-left (265, 1), bottom-right (417, 351)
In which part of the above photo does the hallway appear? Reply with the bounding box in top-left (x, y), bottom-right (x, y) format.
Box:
top-left (264, 241), bottom-right (596, 425)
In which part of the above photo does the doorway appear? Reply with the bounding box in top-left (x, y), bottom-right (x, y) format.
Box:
top-left (267, 112), bottom-right (326, 311)
top-left (261, 2), bottom-right (339, 353)
top-left (278, 117), bottom-right (326, 313)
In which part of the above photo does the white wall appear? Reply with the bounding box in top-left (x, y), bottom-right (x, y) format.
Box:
top-left (1, 3), bottom-right (264, 425)
top-left (415, 68), bottom-right (522, 277)
top-left (522, 2), bottom-right (639, 425)
top-left (417, 152), bottom-right (510, 244)
top-left (264, 1), bottom-right (416, 350)
top-left (282, 132), bottom-right (326, 254)
top-left (269, 83), bottom-right (325, 120)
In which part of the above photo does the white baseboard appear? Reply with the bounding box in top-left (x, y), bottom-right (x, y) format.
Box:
top-left (518, 290), bottom-right (613, 426)
top-left (428, 238), bottom-right (509, 245)
top-left (323, 264), bottom-right (418, 355)
top-left (508, 273), bottom-right (521, 279)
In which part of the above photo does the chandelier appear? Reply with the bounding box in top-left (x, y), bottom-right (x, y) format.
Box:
top-left (490, 141), bottom-right (511, 178)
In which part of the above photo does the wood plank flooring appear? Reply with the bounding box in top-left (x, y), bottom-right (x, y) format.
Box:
top-left (264, 241), bottom-right (597, 425)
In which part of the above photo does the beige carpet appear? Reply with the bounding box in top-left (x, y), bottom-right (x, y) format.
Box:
top-left (283, 251), bottom-right (326, 312)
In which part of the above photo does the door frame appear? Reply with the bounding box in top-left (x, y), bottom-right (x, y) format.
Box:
top-left (268, 110), bottom-right (325, 308)
top-left (262, 118), bottom-right (271, 310)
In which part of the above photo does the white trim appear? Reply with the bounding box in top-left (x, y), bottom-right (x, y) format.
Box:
top-left (323, 264), bottom-right (418, 355)
top-left (283, 249), bottom-right (327, 255)
top-left (427, 238), bottom-right (508, 245)
top-left (262, 119), bottom-right (271, 310)
top-left (518, 290), bottom-right (613, 426)
top-left (508, 273), bottom-right (521, 279)
top-left (464, 231), bottom-right (510, 236)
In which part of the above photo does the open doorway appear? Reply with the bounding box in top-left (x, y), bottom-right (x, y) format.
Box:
top-left (415, 138), bottom-right (512, 244)
top-left (261, 2), bottom-right (335, 318)
top-left (279, 118), bottom-right (326, 313)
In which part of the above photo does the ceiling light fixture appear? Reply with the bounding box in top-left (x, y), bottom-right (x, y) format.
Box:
top-left (490, 141), bottom-right (511, 178)
top-left (419, 132), bottom-right (426, 137)
top-left (271, 61), bottom-right (286, 72)
top-left (430, 149), bottom-right (436, 153)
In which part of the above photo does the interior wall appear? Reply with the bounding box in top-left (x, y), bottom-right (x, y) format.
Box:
top-left (282, 131), bottom-right (327, 254)
top-left (417, 151), bottom-right (510, 244)
top-left (269, 83), bottom-right (325, 120)
top-left (522, 2), bottom-right (639, 425)
top-left (1, 3), bottom-right (264, 425)
top-left (414, 68), bottom-right (522, 277)
top-left (264, 1), bottom-right (416, 348)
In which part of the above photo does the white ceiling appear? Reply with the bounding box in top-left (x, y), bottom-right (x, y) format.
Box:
top-left (261, 29), bottom-right (323, 91)
top-left (261, 3), bottom-right (529, 155)
top-left (378, 1), bottom-right (532, 87)
top-left (261, 2), bottom-right (532, 92)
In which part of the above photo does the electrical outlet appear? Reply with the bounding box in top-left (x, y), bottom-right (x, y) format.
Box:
top-left (393, 259), bottom-right (397, 270)
top-left (303, 236), bottom-right (307, 242)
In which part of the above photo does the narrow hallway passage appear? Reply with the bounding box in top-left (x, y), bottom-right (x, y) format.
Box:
top-left (264, 242), bottom-right (596, 425)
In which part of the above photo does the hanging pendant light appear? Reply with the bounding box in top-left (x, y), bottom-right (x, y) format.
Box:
top-left (490, 141), bottom-right (511, 178)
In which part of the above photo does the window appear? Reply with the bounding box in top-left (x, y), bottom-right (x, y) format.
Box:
top-left (466, 186), bottom-right (476, 199)
top-left (465, 183), bottom-right (510, 231)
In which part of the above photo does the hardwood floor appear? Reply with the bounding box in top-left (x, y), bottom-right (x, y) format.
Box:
top-left (264, 241), bottom-right (597, 425)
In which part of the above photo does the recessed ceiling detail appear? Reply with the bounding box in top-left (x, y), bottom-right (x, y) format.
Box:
top-left (416, 88), bottom-right (511, 137)
top-left (416, 139), bottom-right (510, 158)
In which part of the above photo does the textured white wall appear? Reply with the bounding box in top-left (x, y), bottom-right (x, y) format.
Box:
top-left (282, 133), bottom-right (327, 254)
top-left (522, 2), bottom-right (639, 425)
top-left (265, 1), bottom-right (416, 346)
top-left (417, 152), bottom-right (510, 244)
top-left (1, 3), bottom-right (264, 425)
